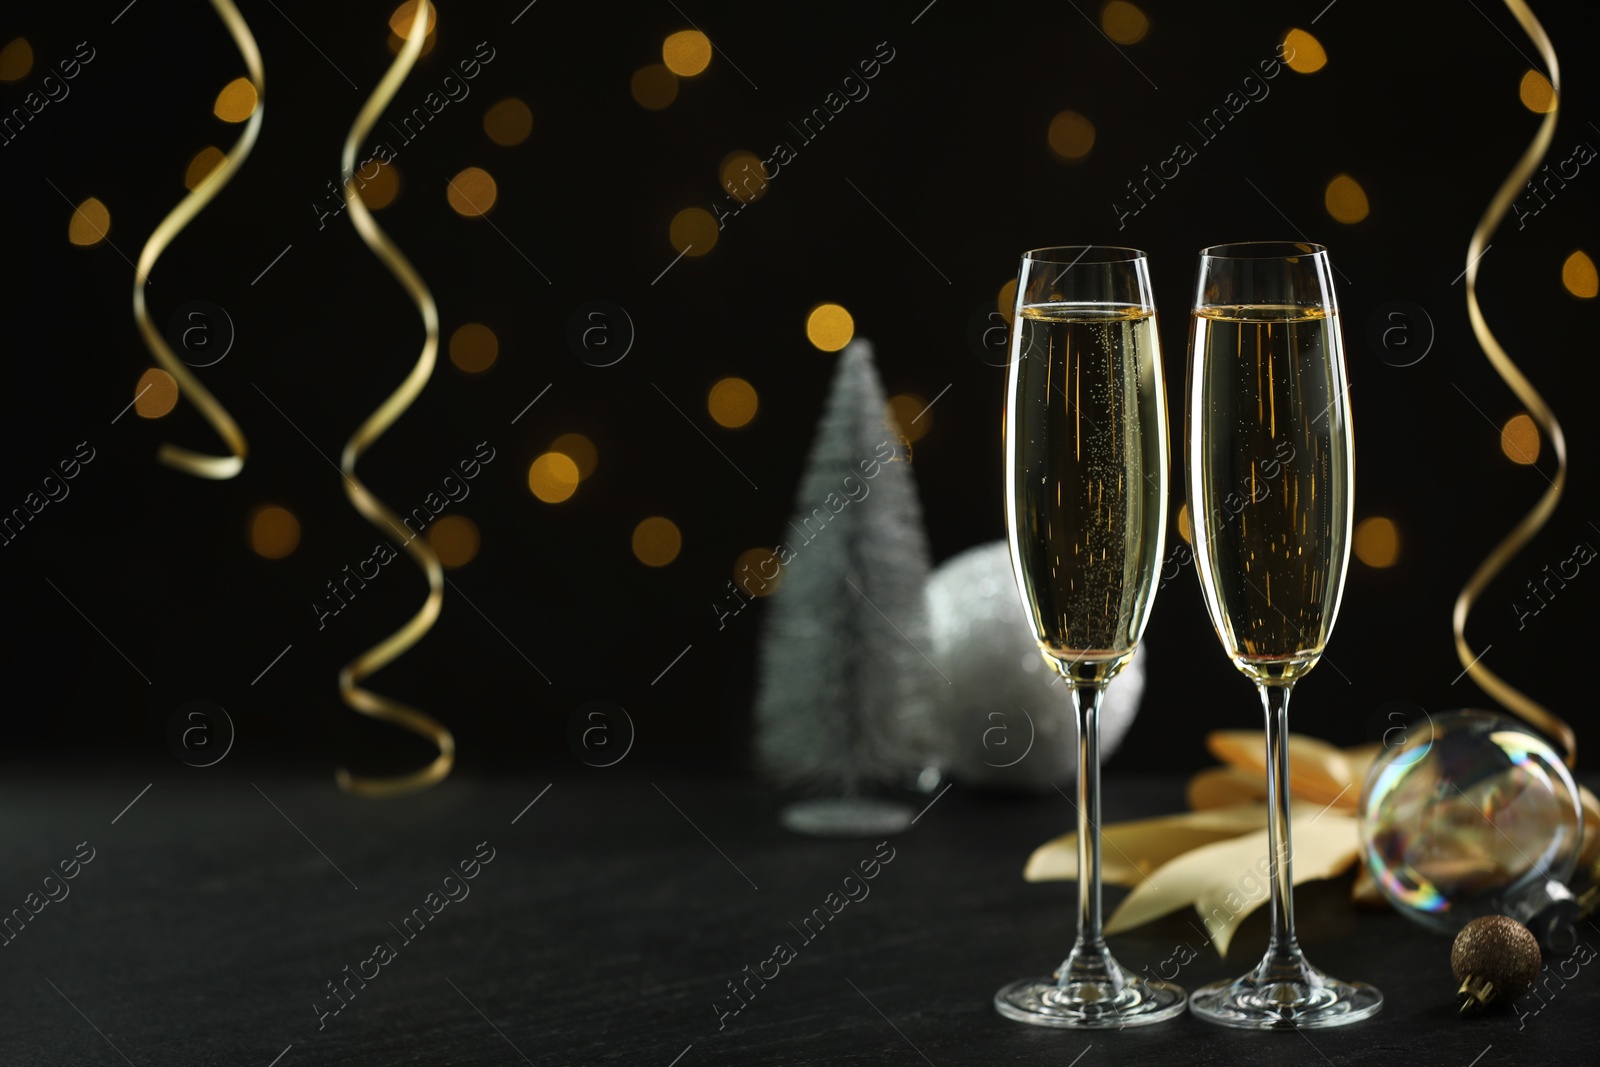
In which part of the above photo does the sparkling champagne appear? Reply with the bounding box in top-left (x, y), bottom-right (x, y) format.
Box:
top-left (1005, 303), bottom-right (1168, 683)
top-left (1187, 304), bottom-right (1353, 684)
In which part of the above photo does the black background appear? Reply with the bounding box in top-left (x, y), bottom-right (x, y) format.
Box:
top-left (1, 0), bottom-right (1596, 781)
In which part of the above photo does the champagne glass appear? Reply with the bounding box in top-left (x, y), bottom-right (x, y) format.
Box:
top-left (995, 246), bottom-right (1184, 1028)
top-left (1184, 241), bottom-right (1381, 1029)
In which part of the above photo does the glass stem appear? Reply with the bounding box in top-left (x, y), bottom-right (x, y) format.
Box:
top-left (1259, 682), bottom-right (1301, 971)
top-left (1060, 681), bottom-right (1121, 988)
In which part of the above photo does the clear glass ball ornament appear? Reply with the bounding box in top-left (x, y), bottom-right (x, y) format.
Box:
top-left (1358, 710), bottom-right (1583, 951)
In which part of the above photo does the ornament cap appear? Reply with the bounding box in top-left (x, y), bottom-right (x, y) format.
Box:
top-left (1456, 975), bottom-right (1496, 1016)
top-left (1511, 878), bottom-right (1578, 954)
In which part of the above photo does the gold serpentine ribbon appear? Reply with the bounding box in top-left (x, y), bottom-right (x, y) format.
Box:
top-left (130, 0), bottom-right (259, 479)
top-left (333, 0), bottom-right (454, 797)
top-left (1454, 0), bottom-right (1575, 767)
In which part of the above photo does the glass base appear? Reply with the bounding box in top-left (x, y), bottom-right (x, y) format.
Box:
top-left (1188, 961), bottom-right (1382, 1030)
top-left (778, 797), bottom-right (914, 837)
top-left (994, 975), bottom-right (1187, 1029)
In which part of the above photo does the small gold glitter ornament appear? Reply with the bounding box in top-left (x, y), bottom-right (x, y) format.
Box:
top-left (1452, 915), bottom-right (1541, 1015)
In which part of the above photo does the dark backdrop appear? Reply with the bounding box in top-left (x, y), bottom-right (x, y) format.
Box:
top-left (1, 0), bottom-right (1595, 779)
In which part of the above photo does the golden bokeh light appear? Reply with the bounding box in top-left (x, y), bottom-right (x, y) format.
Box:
top-left (387, 30), bottom-right (437, 56)
top-left (708, 377), bottom-right (759, 428)
top-left (1283, 29), bottom-right (1327, 74)
top-left (184, 147), bottom-right (226, 191)
top-left (998, 277), bottom-right (1018, 323)
top-left (449, 322), bottom-right (499, 373)
top-left (1324, 173), bottom-right (1370, 224)
top-left (135, 367), bottom-right (179, 419)
top-left (360, 162), bottom-right (401, 209)
top-left (1562, 250), bottom-right (1597, 298)
top-left (0, 37), bottom-right (35, 82)
top-left (249, 505), bottom-right (301, 559)
top-left (213, 77), bottom-right (259, 123)
top-left (550, 432), bottom-right (597, 481)
top-left (1048, 110), bottom-right (1096, 160)
top-left (428, 515), bottom-right (481, 569)
top-left (528, 452), bottom-right (580, 503)
top-left (631, 64), bottom-right (679, 110)
top-left (720, 150), bottom-right (769, 202)
top-left (662, 29), bottom-right (712, 77)
top-left (1519, 69), bottom-right (1556, 113)
top-left (1353, 516), bottom-right (1400, 569)
top-left (1100, 2), bottom-right (1150, 44)
top-left (1500, 413), bottom-right (1541, 465)
top-left (632, 516), bottom-right (682, 567)
top-left (68, 197), bottom-right (111, 247)
top-left (1177, 502), bottom-right (1192, 545)
top-left (446, 166), bottom-right (498, 216)
top-left (806, 303), bottom-right (855, 352)
top-left (670, 206), bottom-right (718, 256)
top-left (388, 0), bottom-right (436, 40)
top-left (887, 394), bottom-right (929, 443)
top-left (483, 97), bottom-right (533, 146)
top-left (735, 547), bottom-right (783, 597)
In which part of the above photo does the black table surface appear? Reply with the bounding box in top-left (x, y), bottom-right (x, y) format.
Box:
top-left (2, 764), bottom-right (1593, 1066)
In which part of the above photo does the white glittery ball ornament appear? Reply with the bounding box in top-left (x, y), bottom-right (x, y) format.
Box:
top-left (925, 540), bottom-right (1146, 791)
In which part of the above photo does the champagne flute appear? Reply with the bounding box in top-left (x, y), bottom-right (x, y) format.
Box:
top-left (1184, 241), bottom-right (1381, 1029)
top-left (995, 246), bottom-right (1184, 1028)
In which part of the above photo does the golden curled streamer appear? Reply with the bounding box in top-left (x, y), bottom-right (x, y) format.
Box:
top-left (333, 0), bottom-right (454, 797)
top-left (1454, 0), bottom-right (1575, 767)
top-left (131, 0), bottom-right (258, 479)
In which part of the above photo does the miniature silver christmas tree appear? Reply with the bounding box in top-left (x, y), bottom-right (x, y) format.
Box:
top-left (754, 338), bottom-right (937, 836)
